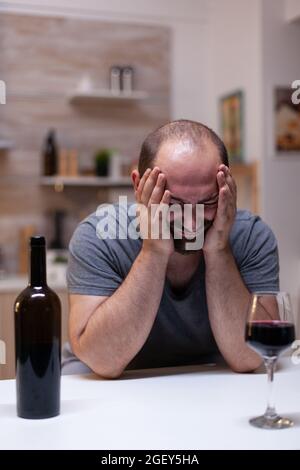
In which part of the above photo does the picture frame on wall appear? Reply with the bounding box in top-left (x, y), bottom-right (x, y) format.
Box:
top-left (275, 87), bottom-right (300, 153)
top-left (219, 90), bottom-right (244, 163)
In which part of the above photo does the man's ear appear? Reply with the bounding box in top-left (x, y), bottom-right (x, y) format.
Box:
top-left (131, 169), bottom-right (140, 192)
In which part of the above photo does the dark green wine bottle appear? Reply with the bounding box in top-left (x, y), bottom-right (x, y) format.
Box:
top-left (14, 236), bottom-right (61, 419)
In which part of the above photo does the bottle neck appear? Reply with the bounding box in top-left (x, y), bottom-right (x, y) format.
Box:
top-left (30, 245), bottom-right (47, 287)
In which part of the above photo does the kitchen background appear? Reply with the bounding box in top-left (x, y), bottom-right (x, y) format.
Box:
top-left (1, 0), bottom-right (300, 378)
top-left (0, 12), bottom-right (170, 272)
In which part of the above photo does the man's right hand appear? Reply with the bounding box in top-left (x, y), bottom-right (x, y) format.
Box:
top-left (135, 167), bottom-right (174, 258)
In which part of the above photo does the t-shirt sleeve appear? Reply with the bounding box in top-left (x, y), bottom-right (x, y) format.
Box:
top-left (233, 216), bottom-right (280, 293)
top-left (67, 218), bottom-right (123, 296)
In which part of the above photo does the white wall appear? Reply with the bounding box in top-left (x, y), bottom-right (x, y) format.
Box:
top-left (285, 0), bottom-right (300, 22)
top-left (206, 0), bottom-right (263, 163)
top-left (206, 0), bottom-right (300, 330)
top-left (261, 0), bottom-right (300, 330)
top-left (0, 0), bottom-right (210, 123)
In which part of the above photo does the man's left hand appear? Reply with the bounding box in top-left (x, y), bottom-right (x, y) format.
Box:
top-left (203, 164), bottom-right (237, 253)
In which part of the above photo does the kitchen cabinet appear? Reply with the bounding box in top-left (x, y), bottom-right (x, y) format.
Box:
top-left (0, 287), bottom-right (69, 380)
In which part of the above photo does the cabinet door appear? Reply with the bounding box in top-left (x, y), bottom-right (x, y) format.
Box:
top-left (0, 289), bottom-right (69, 380)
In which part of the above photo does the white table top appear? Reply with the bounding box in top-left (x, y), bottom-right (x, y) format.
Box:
top-left (0, 359), bottom-right (299, 450)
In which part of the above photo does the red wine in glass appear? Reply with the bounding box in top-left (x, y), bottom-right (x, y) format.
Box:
top-left (245, 293), bottom-right (295, 429)
top-left (246, 320), bottom-right (295, 358)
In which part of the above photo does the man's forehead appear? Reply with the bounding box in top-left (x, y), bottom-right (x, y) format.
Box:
top-left (167, 180), bottom-right (218, 204)
top-left (155, 139), bottom-right (221, 176)
top-left (155, 153), bottom-right (220, 194)
top-left (153, 140), bottom-right (220, 203)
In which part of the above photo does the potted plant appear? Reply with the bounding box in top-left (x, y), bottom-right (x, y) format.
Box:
top-left (94, 148), bottom-right (113, 177)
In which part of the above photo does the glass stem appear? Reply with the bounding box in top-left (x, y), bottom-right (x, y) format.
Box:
top-left (264, 357), bottom-right (277, 419)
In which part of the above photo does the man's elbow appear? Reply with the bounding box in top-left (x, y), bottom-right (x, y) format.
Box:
top-left (70, 334), bottom-right (125, 380)
top-left (92, 365), bottom-right (124, 380)
top-left (231, 364), bottom-right (258, 373)
top-left (230, 358), bottom-right (263, 374)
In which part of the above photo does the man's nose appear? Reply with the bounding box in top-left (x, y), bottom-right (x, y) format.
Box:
top-left (183, 206), bottom-right (203, 232)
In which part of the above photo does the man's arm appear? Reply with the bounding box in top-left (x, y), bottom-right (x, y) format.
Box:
top-left (69, 167), bottom-right (173, 378)
top-left (204, 246), bottom-right (261, 372)
top-left (70, 248), bottom-right (168, 378)
top-left (203, 165), bottom-right (262, 372)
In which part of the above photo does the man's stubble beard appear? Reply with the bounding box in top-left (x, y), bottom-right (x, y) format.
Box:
top-left (171, 220), bottom-right (213, 255)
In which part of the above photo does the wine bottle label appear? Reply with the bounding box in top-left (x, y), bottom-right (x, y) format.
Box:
top-left (0, 339), bottom-right (6, 365)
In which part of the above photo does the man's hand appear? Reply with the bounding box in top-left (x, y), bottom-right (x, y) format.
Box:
top-left (203, 164), bottom-right (237, 253)
top-left (135, 167), bottom-right (174, 258)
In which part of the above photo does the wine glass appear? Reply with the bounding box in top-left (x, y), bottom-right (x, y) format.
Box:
top-left (245, 292), bottom-right (295, 429)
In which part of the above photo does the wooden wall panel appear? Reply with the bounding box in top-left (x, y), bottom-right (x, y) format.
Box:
top-left (0, 13), bottom-right (171, 273)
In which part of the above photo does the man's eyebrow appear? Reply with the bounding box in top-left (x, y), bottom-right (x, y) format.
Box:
top-left (170, 193), bottom-right (219, 204)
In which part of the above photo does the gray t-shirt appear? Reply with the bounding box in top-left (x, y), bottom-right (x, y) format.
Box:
top-left (63, 204), bottom-right (279, 373)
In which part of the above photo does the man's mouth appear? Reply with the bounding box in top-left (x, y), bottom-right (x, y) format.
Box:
top-left (171, 220), bottom-right (213, 239)
top-left (170, 219), bottom-right (213, 255)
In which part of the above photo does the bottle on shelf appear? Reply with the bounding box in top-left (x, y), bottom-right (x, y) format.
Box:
top-left (68, 149), bottom-right (79, 176)
top-left (14, 236), bottom-right (61, 419)
top-left (109, 65), bottom-right (122, 95)
top-left (121, 66), bottom-right (134, 93)
top-left (58, 149), bottom-right (68, 176)
top-left (42, 129), bottom-right (58, 176)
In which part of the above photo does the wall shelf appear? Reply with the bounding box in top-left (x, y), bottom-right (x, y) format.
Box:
top-left (40, 176), bottom-right (132, 189)
top-left (69, 89), bottom-right (149, 104)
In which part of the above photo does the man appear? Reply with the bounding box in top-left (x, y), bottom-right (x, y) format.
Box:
top-left (63, 120), bottom-right (279, 378)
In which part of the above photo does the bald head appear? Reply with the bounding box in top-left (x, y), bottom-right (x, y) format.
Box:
top-left (155, 137), bottom-right (221, 205)
top-left (138, 119), bottom-right (228, 177)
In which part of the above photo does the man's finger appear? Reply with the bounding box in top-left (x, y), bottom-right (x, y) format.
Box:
top-left (149, 173), bottom-right (166, 207)
top-left (218, 165), bottom-right (237, 198)
top-left (217, 170), bottom-right (237, 205)
top-left (226, 175), bottom-right (237, 198)
top-left (158, 190), bottom-right (171, 239)
top-left (136, 168), bottom-right (151, 202)
top-left (140, 167), bottom-right (160, 205)
top-left (217, 170), bottom-right (226, 189)
top-left (161, 189), bottom-right (171, 205)
top-left (214, 185), bottom-right (231, 225)
top-left (223, 167), bottom-right (237, 198)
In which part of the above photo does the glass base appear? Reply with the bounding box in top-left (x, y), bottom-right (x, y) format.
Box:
top-left (249, 415), bottom-right (294, 429)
